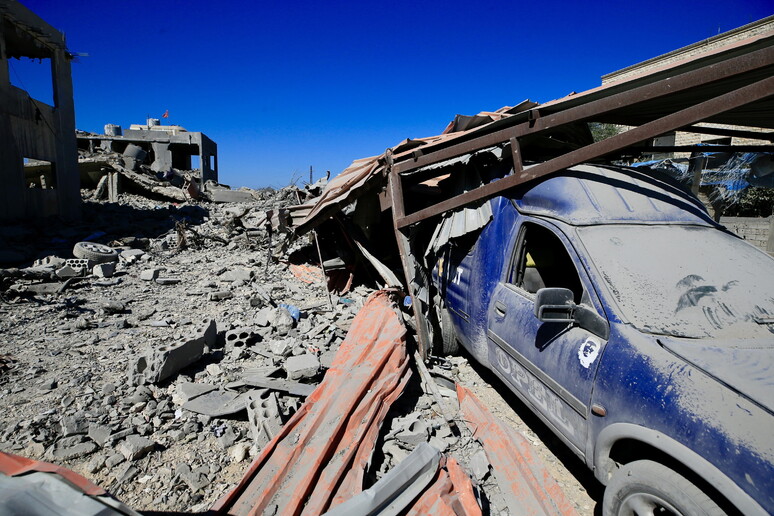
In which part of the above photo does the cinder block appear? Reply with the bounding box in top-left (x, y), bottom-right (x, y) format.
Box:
top-left (128, 319), bottom-right (216, 385)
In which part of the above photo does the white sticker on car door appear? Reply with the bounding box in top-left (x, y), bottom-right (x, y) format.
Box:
top-left (578, 338), bottom-right (600, 368)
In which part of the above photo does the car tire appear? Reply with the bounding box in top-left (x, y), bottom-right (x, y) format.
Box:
top-left (73, 242), bottom-right (119, 263)
top-left (437, 307), bottom-right (459, 356)
top-left (603, 460), bottom-right (726, 516)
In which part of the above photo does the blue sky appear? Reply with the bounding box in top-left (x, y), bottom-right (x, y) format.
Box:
top-left (11, 0), bottom-right (774, 189)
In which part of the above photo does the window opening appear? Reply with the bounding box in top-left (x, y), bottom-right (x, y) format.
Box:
top-left (509, 223), bottom-right (583, 303)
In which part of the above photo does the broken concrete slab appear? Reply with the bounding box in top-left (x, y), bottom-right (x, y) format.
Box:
top-left (92, 262), bottom-right (116, 278)
top-left (225, 375), bottom-right (316, 397)
top-left (50, 436), bottom-right (97, 461)
top-left (128, 319), bottom-right (216, 385)
top-left (140, 268), bottom-right (160, 281)
top-left (206, 189), bottom-right (256, 204)
top-left (88, 423), bottom-right (112, 447)
top-left (117, 435), bottom-right (155, 461)
top-left (173, 382), bottom-right (218, 405)
top-left (284, 353), bottom-right (320, 381)
top-left (181, 389), bottom-right (260, 417)
top-left (220, 268), bottom-right (253, 283)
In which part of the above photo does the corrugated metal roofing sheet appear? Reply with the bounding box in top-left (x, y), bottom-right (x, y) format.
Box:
top-left (212, 290), bottom-right (411, 516)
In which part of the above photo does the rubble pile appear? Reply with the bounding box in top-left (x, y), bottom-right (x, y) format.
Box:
top-left (0, 189), bottom-right (593, 514)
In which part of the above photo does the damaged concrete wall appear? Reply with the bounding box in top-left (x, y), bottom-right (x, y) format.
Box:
top-left (0, 0), bottom-right (80, 221)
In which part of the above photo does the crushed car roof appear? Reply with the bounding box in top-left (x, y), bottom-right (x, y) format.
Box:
top-left (513, 164), bottom-right (718, 226)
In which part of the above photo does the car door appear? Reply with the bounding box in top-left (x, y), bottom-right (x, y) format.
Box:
top-left (487, 220), bottom-right (608, 455)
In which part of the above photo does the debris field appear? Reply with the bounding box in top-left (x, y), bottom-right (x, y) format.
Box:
top-left (0, 187), bottom-right (595, 514)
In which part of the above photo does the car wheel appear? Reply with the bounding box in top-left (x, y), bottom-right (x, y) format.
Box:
top-left (72, 242), bottom-right (119, 263)
top-left (603, 460), bottom-right (726, 516)
top-left (437, 307), bottom-right (459, 356)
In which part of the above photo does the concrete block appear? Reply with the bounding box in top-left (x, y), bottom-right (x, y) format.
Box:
top-left (93, 262), bottom-right (116, 278)
top-left (246, 390), bottom-right (282, 448)
top-left (128, 319), bottom-right (216, 385)
top-left (55, 265), bottom-right (79, 278)
top-left (221, 268), bottom-right (253, 283)
top-left (225, 327), bottom-right (259, 355)
top-left (207, 189), bottom-right (256, 203)
top-left (120, 249), bottom-right (146, 264)
top-left (140, 268), bottom-right (160, 281)
top-left (284, 353), bottom-right (320, 380)
top-left (117, 435), bottom-right (155, 461)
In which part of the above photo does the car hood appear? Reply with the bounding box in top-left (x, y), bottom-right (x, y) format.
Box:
top-left (658, 336), bottom-right (774, 415)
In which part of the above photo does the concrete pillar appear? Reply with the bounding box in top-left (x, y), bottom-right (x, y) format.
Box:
top-left (0, 21), bottom-right (26, 221)
top-left (150, 141), bottom-right (172, 173)
top-left (767, 216), bottom-right (774, 255)
top-left (51, 46), bottom-right (80, 221)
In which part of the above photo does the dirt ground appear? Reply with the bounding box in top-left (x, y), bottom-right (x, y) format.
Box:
top-left (0, 191), bottom-right (601, 515)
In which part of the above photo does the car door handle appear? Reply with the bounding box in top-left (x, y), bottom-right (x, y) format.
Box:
top-left (494, 301), bottom-right (507, 316)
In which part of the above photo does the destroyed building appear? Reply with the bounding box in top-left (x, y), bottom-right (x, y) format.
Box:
top-left (77, 119), bottom-right (218, 187)
top-left (0, 0), bottom-right (80, 221)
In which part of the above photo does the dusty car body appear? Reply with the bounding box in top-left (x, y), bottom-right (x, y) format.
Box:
top-left (432, 164), bottom-right (774, 515)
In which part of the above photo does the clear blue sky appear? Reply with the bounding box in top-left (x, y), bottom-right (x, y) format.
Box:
top-left (11, 0), bottom-right (774, 189)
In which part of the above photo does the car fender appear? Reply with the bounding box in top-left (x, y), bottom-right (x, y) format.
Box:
top-left (594, 423), bottom-right (767, 516)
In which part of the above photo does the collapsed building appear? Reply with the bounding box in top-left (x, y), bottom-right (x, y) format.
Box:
top-left (77, 119), bottom-right (218, 188)
top-left (0, 0), bottom-right (80, 221)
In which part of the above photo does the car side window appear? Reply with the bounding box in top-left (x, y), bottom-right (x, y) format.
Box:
top-left (508, 222), bottom-right (584, 304)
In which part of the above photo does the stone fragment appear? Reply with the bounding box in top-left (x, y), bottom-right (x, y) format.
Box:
top-left (269, 308), bottom-right (295, 335)
top-left (117, 435), bottom-right (155, 461)
top-left (88, 423), bottom-right (112, 447)
top-left (182, 390), bottom-right (255, 417)
top-left (395, 419), bottom-right (428, 446)
top-left (229, 442), bottom-right (250, 462)
top-left (284, 354), bottom-right (320, 381)
top-left (209, 290), bottom-right (232, 301)
top-left (268, 338), bottom-right (292, 357)
top-left (221, 268), bottom-right (253, 283)
top-left (55, 265), bottom-right (79, 279)
top-left (105, 452), bottom-right (125, 468)
top-left (156, 277), bottom-right (181, 285)
top-left (140, 268), bottom-right (160, 281)
top-left (92, 262), bottom-right (116, 278)
top-left (470, 449), bottom-right (490, 481)
top-left (51, 437), bottom-right (97, 460)
top-left (128, 319), bottom-right (216, 385)
top-left (175, 463), bottom-right (211, 492)
top-left (174, 382), bottom-right (217, 404)
top-left (115, 463), bottom-right (139, 484)
top-left (216, 426), bottom-right (238, 449)
top-left (60, 415), bottom-right (88, 436)
top-left (120, 249), bottom-right (145, 264)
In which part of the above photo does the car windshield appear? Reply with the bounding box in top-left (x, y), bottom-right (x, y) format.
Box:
top-left (577, 224), bottom-right (774, 339)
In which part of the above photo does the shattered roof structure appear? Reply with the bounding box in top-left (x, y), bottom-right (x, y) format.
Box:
top-left (294, 31), bottom-right (774, 236)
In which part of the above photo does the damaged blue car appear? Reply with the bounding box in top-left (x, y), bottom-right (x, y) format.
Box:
top-left (432, 164), bottom-right (774, 516)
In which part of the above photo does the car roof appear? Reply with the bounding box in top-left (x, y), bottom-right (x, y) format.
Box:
top-left (513, 164), bottom-right (718, 226)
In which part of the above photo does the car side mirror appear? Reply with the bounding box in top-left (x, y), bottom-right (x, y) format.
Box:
top-left (534, 288), bottom-right (575, 323)
top-left (534, 287), bottom-right (610, 340)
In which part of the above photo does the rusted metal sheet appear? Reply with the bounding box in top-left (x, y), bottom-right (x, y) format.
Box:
top-left (0, 450), bottom-right (106, 497)
top-left (212, 290), bottom-right (411, 516)
top-left (457, 384), bottom-right (579, 516)
top-left (288, 263), bottom-right (325, 285)
top-left (405, 456), bottom-right (482, 516)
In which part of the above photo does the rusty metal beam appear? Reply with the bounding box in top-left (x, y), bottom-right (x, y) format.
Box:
top-left (395, 75), bottom-right (774, 229)
top-left (393, 46), bottom-right (774, 175)
top-left (389, 158), bottom-right (432, 360)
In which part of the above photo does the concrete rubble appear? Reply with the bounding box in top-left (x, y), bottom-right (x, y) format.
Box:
top-left (0, 182), bottom-right (590, 514)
